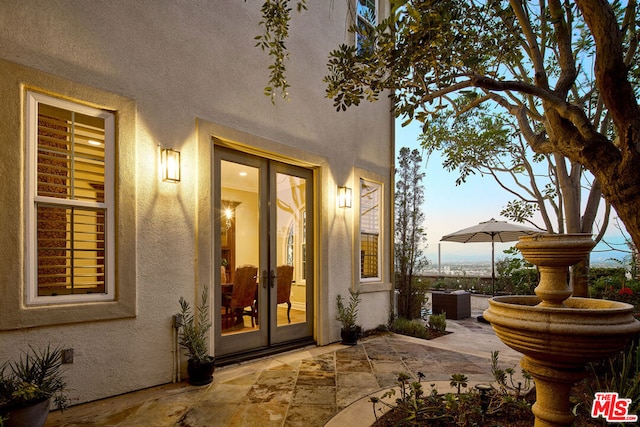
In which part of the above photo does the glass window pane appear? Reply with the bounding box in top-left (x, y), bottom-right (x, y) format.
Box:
top-left (357, 0), bottom-right (376, 25)
top-left (360, 179), bottom-right (381, 280)
top-left (31, 94), bottom-right (111, 301)
top-left (37, 205), bottom-right (106, 296)
top-left (37, 103), bottom-right (106, 203)
top-left (276, 172), bottom-right (306, 327)
top-left (360, 233), bottom-right (379, 278)
top-left (221, 160), bottom-right (260, 334)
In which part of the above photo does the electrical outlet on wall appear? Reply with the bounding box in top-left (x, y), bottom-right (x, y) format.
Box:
top-left (173, 313), bottom-right (183, 328)
top-left (61, 348), bottom-right (74, 364)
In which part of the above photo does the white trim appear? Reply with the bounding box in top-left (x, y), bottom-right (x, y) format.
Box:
top-left (358, 177), bottom-right (382, 283)
top-left (25, 91), bottom-right (115, 305)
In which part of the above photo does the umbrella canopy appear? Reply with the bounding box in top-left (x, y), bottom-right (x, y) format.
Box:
top-left (440, 218), bottom-right (540, 295)
top-left (441, 218), bottom-right (540, 243)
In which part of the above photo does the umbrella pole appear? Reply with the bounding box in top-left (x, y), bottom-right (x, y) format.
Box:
top-left (491, 238), bottom-right (495, 297)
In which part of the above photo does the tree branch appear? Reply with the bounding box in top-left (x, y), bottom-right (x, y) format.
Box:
top-left (575, 0), bottom-right (640, 153)
top-left (582, 177), bottom-right (603, 233)
top-left (548, 0), bottom-right (578, 96)
top-left (509, 0), bottom-right (549, 88)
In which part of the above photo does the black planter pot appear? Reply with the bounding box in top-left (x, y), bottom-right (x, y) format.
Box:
top-left (340, 328), bottom-right (359, 345)
top-left (187, 356), bottom-right (215, 386)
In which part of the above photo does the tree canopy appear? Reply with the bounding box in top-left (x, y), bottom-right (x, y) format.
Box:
top-left (321, 0), bottom-right (640, 254)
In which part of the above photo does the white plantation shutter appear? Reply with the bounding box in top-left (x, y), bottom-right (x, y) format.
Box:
top-left (36, 105), bottom-right (106, 201)
top-left (360, 179), bottom-right (380, 280)
top-left (27, 92), bottom-right (114, 302)
top-left (360, 180), bottom-right (379, 234)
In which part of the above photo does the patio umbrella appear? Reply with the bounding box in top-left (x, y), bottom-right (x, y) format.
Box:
top-left (440, 218), bottom-right (540, 296)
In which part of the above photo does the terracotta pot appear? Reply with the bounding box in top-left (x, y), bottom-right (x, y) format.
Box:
top-left (187, 356), bottom-right (215, 386)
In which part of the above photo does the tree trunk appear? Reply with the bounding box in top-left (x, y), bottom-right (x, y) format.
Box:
top-left (398, 290), bottom-right (422, 320)
top-left (574, 0), bottom-right (640, 252)
top-left (589, 158), bottom-right (640, 256)
top-left (571, 257), bottom-right (590, 297)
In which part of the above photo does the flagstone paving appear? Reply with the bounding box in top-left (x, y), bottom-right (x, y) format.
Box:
top-left (46, 307), bottom-right (522, 427)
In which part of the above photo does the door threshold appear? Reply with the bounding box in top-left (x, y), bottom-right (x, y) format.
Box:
top-left (215, 337), bottom-right (316, 367)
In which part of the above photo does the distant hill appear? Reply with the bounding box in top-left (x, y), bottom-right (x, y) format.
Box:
top-left (424, 235), bottom-right (633, 273)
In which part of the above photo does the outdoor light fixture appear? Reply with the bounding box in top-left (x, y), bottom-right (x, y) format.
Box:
top-left (475, 383), bottom-right (493, 415)
top-left (337, 185), bottom-right (352, 208)
top-left (161, 147), bottom-right (181, 182)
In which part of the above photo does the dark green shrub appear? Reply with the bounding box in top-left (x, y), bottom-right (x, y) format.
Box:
top-left (390, 317), bottom-right (447, 340)
top-left (428, 313), bottom-right (446, 333)
top-left (391, 317), bottom-right (428, 338)
top-left (589, 268), bottom-right (626, 299)
top-left (397, 277), bottom-right (430, 319)
top-left (588, 267), bottom-right (640, 318)
top-left (508, 268), bottom-right (538, 294)
top-left (495, 256), bottom-right (538, 295)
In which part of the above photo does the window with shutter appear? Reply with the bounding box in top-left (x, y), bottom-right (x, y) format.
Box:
top-left (360, 178), bottom-right (381, 280)
top-left (26, 91), bottom-right (115, 304)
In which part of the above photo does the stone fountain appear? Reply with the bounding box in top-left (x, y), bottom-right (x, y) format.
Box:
top-left (483, 233), bottom-right (640, 427)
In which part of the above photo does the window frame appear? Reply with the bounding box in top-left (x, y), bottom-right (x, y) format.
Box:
top-left (25, 91), bottom-right (115, 305)
top-left (355, 0), bottom-right (377, 53)
top-left (358, 177), bottom-right (382, 283)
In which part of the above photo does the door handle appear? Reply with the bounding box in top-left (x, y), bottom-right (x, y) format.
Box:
top-left (261, 270), bottom-right (269, 289)
top-left (270, 269), bottom-right (277, 288)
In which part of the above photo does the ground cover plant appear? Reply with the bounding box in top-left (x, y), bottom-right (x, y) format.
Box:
top-left (389, 314), bottom-right (448, 340)
top-left (370, 351), bottom-right (605, 427)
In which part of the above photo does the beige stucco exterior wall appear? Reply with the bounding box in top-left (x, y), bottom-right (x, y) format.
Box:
top-left (0, 0), bottom-right (394, 405)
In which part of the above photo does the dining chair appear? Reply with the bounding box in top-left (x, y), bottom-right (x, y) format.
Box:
top-left (224, 265), bottom-right (258, 327)
top-left (276, 265), bottom-right (294, 323)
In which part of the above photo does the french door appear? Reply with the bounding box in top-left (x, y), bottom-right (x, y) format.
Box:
top-left (214, 147), bottom-right (314, 358)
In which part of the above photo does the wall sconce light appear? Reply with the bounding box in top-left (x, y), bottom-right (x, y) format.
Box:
top-left (161, 147), bottom-right (181, 182)
top-left (337, 186), bottom-right (352, 208)
top-left (224, 207), bottom-right (233, 231)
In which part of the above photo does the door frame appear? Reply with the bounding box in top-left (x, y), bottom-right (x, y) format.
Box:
top-left (213, 145), bottom-right (316, 360)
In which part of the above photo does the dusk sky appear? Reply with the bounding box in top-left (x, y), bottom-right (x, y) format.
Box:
top-left (395, 120), bottom-right (631, 265)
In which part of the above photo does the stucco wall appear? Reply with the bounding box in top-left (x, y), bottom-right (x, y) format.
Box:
top-left (0, 0), bottom-right (393, 405)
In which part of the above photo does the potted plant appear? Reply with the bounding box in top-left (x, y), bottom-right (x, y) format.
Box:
top-left (178, 287), bottom-right (215, 385)
top-left (0, 345), bottom-right (68, 427)
top-left (336, 289), bottom-right (361, 345)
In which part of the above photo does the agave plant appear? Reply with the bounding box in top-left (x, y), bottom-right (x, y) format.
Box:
top-left (0, 345), bottom-right (68, 412)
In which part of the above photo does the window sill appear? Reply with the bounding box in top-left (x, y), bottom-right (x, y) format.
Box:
top-left (355, 281), bottom-right (392, 293)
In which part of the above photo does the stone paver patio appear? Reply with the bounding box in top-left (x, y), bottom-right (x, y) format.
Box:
top-left (46, 299), bottom-right (522, 426)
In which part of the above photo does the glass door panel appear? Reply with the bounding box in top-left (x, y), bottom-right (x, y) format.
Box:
top-left (275, 172), bottom-right (306, 327)
top-left (270, 163), bottom-right (314, 345)
top-left (215, 150), bottom-right (268, 356)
